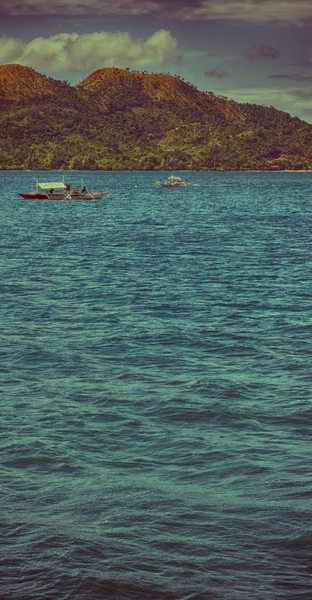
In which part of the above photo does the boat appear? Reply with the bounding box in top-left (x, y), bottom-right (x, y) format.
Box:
top-left (155, 175), bottom-right (193, 188)
top-left (18, 180), bottom-right (109, 200)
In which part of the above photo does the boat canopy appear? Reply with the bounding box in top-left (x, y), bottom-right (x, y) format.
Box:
top-left (36, 181), bottom-right (65, 189)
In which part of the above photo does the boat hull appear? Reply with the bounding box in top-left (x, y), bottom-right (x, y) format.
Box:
top-left (156, 176), bottom-right (192, 188)
top-left (19, 193), bottom-right (50, 199)
top-left (158, 183), bottom-right (189, 187)
top-left (19, 192), bottom-right (109, 200)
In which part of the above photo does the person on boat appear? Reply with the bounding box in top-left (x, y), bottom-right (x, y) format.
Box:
top-left (49, 188), bottom-right (54, 193)
top-left (81, 186), bottom-right (87, 193)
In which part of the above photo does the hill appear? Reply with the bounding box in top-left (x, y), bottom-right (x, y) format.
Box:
top-left (77, 67), bottom-right (244, 122)
top-left (0, 64), bottom-right (60, 103)
top-left (0, 64), bottom-right (311, 170)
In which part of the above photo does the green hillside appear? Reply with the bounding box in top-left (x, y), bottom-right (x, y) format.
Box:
top-left (0, 64), bottom-right (311, 170)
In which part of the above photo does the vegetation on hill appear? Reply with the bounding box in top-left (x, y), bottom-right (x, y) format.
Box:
top-left (0, 64), bottom-right (311, 171)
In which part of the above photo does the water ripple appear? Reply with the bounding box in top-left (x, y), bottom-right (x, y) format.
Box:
top-left (1, 170), bottom-right (312, 599)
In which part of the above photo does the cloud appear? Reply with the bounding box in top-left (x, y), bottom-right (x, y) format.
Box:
top-left (220, 84), bottom-right (312, 121)
top-left (0, 30), bottom-right (182, 72)
top-left (293, 89), bottom-right (312, 99)
top-left (0, 0), bottom-right (160, 17)
top-left (181, 0), bottom-right (312, 26)
top-left (248, 44), bottom-right (280, 59)
top-left (205, 68), bottom-right (229, 78)
top-left (0, 36), bottom-right (25, 62)
top-left (1, 1), bottom-right (312, 26)
top-left (270, 73), bottom-right (312, 80)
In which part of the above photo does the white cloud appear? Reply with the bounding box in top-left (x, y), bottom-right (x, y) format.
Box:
top-left (0, 37), bottom-right (25, 62)
top-left (0, 30), bottom-right (182, 72)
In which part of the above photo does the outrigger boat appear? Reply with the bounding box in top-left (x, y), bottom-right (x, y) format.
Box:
top-left (155, 175), bottom-right (193, 188)
top-left (19, 180), bottom-right (109, 200)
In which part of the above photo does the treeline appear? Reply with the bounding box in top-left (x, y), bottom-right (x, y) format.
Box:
top-left (0, 70), bottom-right (311, 171)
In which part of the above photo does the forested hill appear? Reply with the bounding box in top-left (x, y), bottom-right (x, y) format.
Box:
top-left (0, 63), bottom-right (311, 171)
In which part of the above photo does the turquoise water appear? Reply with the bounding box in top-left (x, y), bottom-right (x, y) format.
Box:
top-left (1, 170), bottom-right (312, 599)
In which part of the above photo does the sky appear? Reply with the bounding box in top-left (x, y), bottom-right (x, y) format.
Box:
top-left (1, 1), bottom-right (312, 122)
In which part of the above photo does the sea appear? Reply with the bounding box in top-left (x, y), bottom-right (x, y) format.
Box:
top-left (1, 170), bottom-right (312, 600)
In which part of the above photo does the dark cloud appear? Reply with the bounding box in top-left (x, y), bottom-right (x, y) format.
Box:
top-left (0, 0), bottom-right (311, 26)
top-left (270, 73), bottom-right (312, 81)
top-left (205, 68), bottom-right (229, 78)
top-left (291, 88), bottom-right (312, 99)
top-left (248, 44), bottom-right (280, 59)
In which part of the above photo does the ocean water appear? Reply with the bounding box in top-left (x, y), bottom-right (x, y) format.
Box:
top-left (1, 170), bottom-right (312, 600)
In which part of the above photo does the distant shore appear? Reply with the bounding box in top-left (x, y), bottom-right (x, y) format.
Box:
top-left (1, 168), bottom-right (312, 173)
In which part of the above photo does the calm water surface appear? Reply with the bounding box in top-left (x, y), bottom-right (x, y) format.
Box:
top-left (1, 170), bottom-right (312, 599)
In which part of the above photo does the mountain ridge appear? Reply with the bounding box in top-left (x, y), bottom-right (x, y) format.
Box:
top-left (0, 64), bottom-right (311, 171)
top-left (0, 64), bottom-right (65, 103)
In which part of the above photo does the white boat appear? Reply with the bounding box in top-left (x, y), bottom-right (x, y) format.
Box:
top-left (155, 175), bottom-right (193, 188)
top-left (19, 180), bottom-right (109, 200)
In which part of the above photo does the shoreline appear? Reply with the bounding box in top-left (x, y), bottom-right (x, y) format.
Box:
top-left (0, 168), bottom-right (311, 173)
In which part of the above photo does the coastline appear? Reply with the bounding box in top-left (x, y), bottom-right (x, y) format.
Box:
top-left (0, 168), bottom-right (311, 173)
